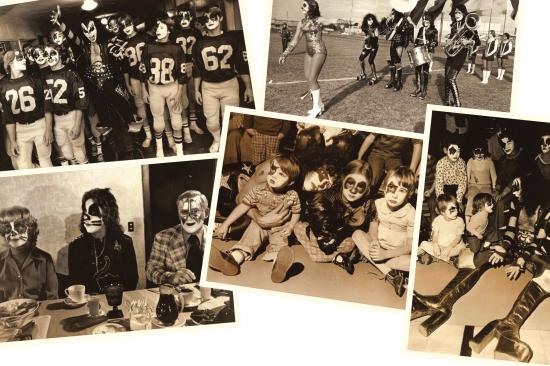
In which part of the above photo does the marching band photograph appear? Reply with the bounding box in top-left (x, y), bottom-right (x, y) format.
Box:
top-left (408, 109), bottom-right (550, 364)
top-left (204, 108), bottom-right (423, 309)
top-left (0, 0), bottom-right (253, 171)
top-left (0, 159), bottom-right (235, 342)
top-left (266, 0), bottom-right (518, 132)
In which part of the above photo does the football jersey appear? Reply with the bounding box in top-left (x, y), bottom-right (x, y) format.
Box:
top-left (44, 67), bottom-right (88, 114)
top-left (0, 75), bottom-right (52, 125)
top-left (171, 28), bottom-right (202, 63)
top-left (140, 41), bottom-right (186, 85)
top-left (123, 32), bottom-right (149, 80)
top-left (192, 31), bottom-right (249, 83)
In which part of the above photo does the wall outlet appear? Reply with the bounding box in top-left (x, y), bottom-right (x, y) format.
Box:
top-left (128, 222), bottom-right (134, 232)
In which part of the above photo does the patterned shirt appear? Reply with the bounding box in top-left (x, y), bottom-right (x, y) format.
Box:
top-left (435, 156), bottom-right (467, 201)
top-left (146, 224), bottom-right (207, 286)
top-left (242, 183), bottom-right (301, 216)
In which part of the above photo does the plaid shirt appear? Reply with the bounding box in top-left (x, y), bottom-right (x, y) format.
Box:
top-left (146, 224), bottom-right (207, 285)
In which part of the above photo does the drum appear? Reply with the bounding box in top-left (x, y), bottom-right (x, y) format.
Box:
top-left (407, 45), bottom-right (431, 66)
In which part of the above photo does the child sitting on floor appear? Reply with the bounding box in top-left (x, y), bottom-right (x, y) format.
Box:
top-left (418, 193), bottom-right (466, 265)
top-left (352, 166), bottom-right (416, 297)
top-left (466, 192), bottom-right (495, 253)
top-left (211, 155), bottom-right (301, 283)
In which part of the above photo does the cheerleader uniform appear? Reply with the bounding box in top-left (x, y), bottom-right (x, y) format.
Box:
top-left (482, 38), bottom-right (497, 61)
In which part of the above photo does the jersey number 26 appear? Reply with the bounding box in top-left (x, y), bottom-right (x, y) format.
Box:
top-left (5, 86), bottom-right (36, 114)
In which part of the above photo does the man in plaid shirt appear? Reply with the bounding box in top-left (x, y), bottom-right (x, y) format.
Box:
top-left (146, 190), bottom-right (209, 285)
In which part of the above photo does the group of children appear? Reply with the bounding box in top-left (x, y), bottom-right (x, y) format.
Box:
top-left (466, 31), bottom-right (513, 83)
top-left (0, 4), bottom-right (252, 170)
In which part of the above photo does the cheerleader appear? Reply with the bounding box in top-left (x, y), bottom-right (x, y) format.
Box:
top-left (385, 9), bottom-right (414, 92)
top-left (443, 4), bottom-right (481, 107)
top-left (279, 0), bottom-right (331, 118)
top-left (481, 30), bottom-right (498, 84)
top-left (410, 14), bottom-right (438, 100)
top-left (466, 42), bottom-right (479, 74)
top-left (496, 33), bottom-right (513, 80)
top-left (357, 13), bottom-right (379, 84)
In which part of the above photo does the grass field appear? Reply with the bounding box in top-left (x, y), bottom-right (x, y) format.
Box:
top-left (265, 32), bottom-right (514, 133)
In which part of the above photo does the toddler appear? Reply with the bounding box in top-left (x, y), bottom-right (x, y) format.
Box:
top-left (466, 193), bottom-right (495, 252)
top-left (465, 142), bottom-right (496, 222)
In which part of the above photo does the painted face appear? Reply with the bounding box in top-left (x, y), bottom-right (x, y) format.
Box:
top-left (454, 9), bottom-right (464, 22)
top-left (83, 199), bottom-right (104, 234)
top-left (301, 1), bottom-right (309, 14)
top-left (367, 18), bottom-right (373, 26)
top-left (204, 12), bottom-right (221, 31)
top-left (107, 18), bottom-right (120, 35)
top-left (121, 18), bottom-right (135, 37)
top-left (155, 21), bottom-right (169, 40)
top-left (0, 220), bottom-right (29, 248)
top-left (12, 51), bottom-right (27, 71)
top-left (178, 11), bottom-right (192, 28)
top-left (24, 47), bottom-right (34, 63)
top-left (45, 46), bottom-right (60, 67)
top-left (267, 160), bottom-right (291, 190)
top-left (499, 137), bottom-right (515, 155)
top-left (540, 135), bottom-right (550, 154)
top-left (473, 147), bottom-right (485, 160)
top-left (32, 47), bottom-right (47, 66)
top-left (81, 20), bottom-right (98, 43)
top-left (446, 144), bottom-right (460, 162)
top-left (443, 202), bottom-right (459, 220)
top-left (178, 197), bottom-right (207, 235)
top-left (51, 30), bottom-right (66, 45)
top-left (384, 176), bottom-right (409, 210)
top-left (342, 173), bottom-right (368, 203)
top-left (423, 18), bottom-right (431, 27)
top-left (484, 201), bottom-right (494, 213)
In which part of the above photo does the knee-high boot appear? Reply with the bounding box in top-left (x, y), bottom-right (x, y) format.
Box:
top-left (419, 70), bottom-right (429, 100)
top-left (469, 280), bottom-right (550, 362)
top-left (393, 68), bottom-right (403, 91)
top-left (385, 66), bottom-right (396, 89)
top-left (410, 68), bottom-right (421, 97)
top-left (413, 265), bottom-right (490, 336)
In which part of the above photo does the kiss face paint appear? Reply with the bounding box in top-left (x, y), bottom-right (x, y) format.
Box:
top-left (83, 199), bottom-right (104, 234)
top-left (81, 20), bottom-right (98, 43)
top-left (342, 173), bottom-right (368, 203)
top-left (179, 196), bottom-right (207, 235)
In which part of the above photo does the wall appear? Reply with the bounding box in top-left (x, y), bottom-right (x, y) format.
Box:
top-left (0, 165), bottom-right (146, 289)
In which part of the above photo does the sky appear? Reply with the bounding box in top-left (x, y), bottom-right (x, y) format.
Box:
top-left (272, 0), bottom-right (511, 22)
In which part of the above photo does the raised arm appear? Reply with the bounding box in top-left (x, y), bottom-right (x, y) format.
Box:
top-left (357, 133), bottom-right (376, 160)
top-left (279, 20), bottom-right (304, 63)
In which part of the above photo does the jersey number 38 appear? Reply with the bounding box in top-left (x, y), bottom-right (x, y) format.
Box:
top-left (149, 58), bottom-right (185, 84)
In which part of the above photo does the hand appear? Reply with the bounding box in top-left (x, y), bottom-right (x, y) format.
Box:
top-left (50, 5), bottom-right (61, 26)
top-left (461, 38), bottom-right (471, 46)
top-left (278, 55), bottom-right (286, 65)
top-left (43, 128), bottom-right (54, 145)
top-left (424, 189), bottom-right (432, 198)
top-left (517, 257), bottom-right (526, 268)
top-left (494, 192), bottom-right (503, 202)
top-left (245, 128), bottom-right (257, 136)
top-left (280, 224), bottom-right (294, 237)
top-left (243, 87), bottom-right (254, 103)
top-left (215, 224), bottom-right (229, 239)
top-left (254, 202), bottom-right (291, 229)
top-left (195, 91), bottom-right (203, 105)
top-left (171, 93), bottom-right (183, 112)
top-left (69, 123), bottom-right (82, 140)
top-left (489, 252), bottom-right (504, 265)
top-left (433, 245), bottom-right (442, 258)
top-left (127, 84), bottom-right (136, 97)
top-left (9, 141), bottom-right (19, 157)
top-left (142, 87), bottom-right (150, 104)
top-left (505, 265), bottom-right (522, 280)
top-left (277, 132), bottom-right (284, 140)
top-left (369, 242), bottom-right (388, 261)
top-left (172, 269), bottom-right (196, 285)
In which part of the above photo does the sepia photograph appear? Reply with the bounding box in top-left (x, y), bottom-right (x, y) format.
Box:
top-left (0, 0), bottom-right (253, 171)
top-left (408, 107), bottom-right (550, 364)
top-left (203, 107), bottom-right (424, 309)
top-left (0, 158), bottom-right (235, 343)
top-left (265, 0), bottom-right (519, 132)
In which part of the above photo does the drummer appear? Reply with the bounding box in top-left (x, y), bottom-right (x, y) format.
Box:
top-left (0, 206), bottom-right (58, 301)
top-left (409, 14), bottom-right (438, 100)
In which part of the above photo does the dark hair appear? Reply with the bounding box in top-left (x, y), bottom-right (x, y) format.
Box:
top-left (361, 13), bottom-right (379, 32)
top-left (342, 160), bottom-right (373, 196)
top-left (497, 129), bottom-right (515, 147)
top-left (472, 193), bottom-right (494, 215)
top-left (79, 188), bottom-right (123, 238)
top-left (0, 206), bottom-right (39, 248)
top-left (520, 174), bottom-right (548, 217)
top-left (451, 4), bottom-right (468, 22)
top-left (119, 14), bottom-right (133, 27)
top-left (504, 32), bottom-right (510, 39)
top-left (274, 154), bottom-right (301, 183)
top-left (304, 0), bottom-right (321, 18)
top-left (489, 30), bottom-right (496, 37)
top-left (384, 166), bottom-right (416, 200)
top-left (435, 193), bottom-right (458, 214)
top-left (45, 43), bottom-right (69, 64)
top-left (443, 135), bottom-right (461, 149)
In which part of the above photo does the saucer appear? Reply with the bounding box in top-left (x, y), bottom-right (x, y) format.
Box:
top-left (151, 316), bottom-right (185, 328)
top-left (64, 295), bottom-right (90, 308)
top-left (92, 323), bottom-right (126, 334)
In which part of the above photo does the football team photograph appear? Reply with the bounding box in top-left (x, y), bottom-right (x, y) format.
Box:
top-left (204, 108), bottom-right (423, 309)
top-left (408, 108), bottom-right (550, 364)
top-left (0, 0), bottom-right (253, 171)
top-left (266, 0), bottom-right (518, 132)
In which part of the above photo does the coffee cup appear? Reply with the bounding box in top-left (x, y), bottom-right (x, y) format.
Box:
top-left (65, 284), bottom-right (86, 303)
top-left (179, 288), bottom-right (195, 307)
top-left (199, 287), bottom-right (212, 302)
top-left (87, 296), bottom-right (101, 316)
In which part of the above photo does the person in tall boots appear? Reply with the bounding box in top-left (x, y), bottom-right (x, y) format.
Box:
top-left (469, 174), bottom-right (550, 362)
top-left (410, 14), bottom-right (438, 100)
top-left (385, 9), bottom-right (414, 92)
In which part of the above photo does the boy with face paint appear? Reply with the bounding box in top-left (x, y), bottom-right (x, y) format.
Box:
top-left (171, 6), bottom-right (205, 140)
top-left (0, 50), bottom-right (54, 169)
top-left (192, 6), bottom-right (253, 153)
top-left (535, 133), bottom-right (550, 181)
top-left (44, 43), bottom-right (89, 165)
top-left (0, 206), bottom-right (58, 302)
top-left (67, 188), bottom-right (138, 293)
top-left (31, 46), bottom-right (51, 80)
top-left (140, 14), bottom-right (188, 157)
top-left (353, 167), bottom-right (416, 297)
top-left (211, 155), bottom-right (301, 283)
top-left (434, 139), bottom-right (467, 206)
top-left (146, 191), bottom-right (209, 285)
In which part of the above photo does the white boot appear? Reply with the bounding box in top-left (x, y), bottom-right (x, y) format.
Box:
top-left (467, 64), bottom-right (472, 73)
top-left (471, 64), bottom-right (476, 74)
top-left (155, 138), bottom-right (164, 158)
top-left (183, 127), bottom-right (192, 143)
top-left (142, 125), bottom-right (152, 148)
top-left (500, 69), bottom-right (506, 80)
top-left (176, 143), bottom-right (184, 156)
top-left (308, 89), bottom-right (324, 118)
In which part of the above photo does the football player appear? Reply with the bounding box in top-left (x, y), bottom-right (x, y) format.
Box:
top-left (31, 46), bottom-right (51, 80)
top-left (140, 13), bottom-right (187, 157)
top-left (193, 6), bottom-right (253, 153)
top-left (172, 4), bottom-right (204, 141)
top-left (120, 14), bottom-right (153, 148)
top-left (0, 50), bottom-right (54, 169)
top-left (45, 44), bottom-right (89, 165)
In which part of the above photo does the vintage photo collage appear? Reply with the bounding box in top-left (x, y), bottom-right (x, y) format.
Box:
top-left (3, 0), bottom-right (547, 365)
